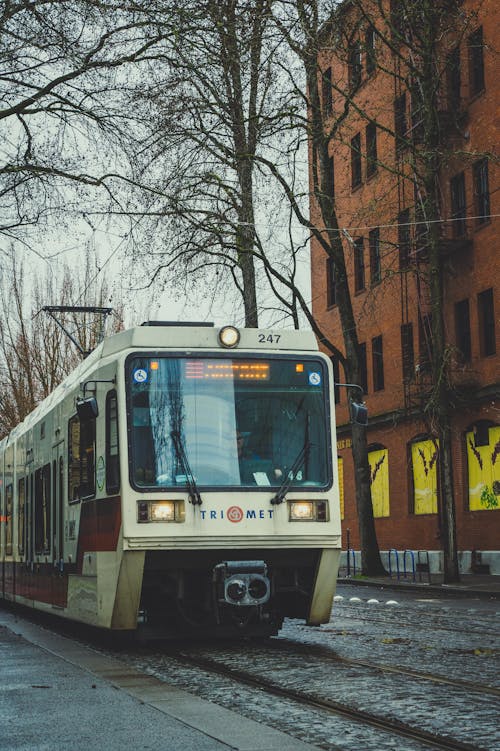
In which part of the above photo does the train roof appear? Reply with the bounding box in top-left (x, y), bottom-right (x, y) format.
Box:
top-left (1, 324), bottom-right (321, 447)
top-left (100, 323), bottom-right (319, 357)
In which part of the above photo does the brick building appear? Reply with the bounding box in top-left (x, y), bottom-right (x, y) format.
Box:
top-left (310, 0), bottom-right (499, 573)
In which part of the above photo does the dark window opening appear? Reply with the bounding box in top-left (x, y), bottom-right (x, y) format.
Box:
top-left (366, 121), bottom-right (377, 176)
top-left (5, 484), bottom-right (13, 556)
top-left (322, 66), bottom-right (333, 115)
top-left (478, 288), bottom-right (496, 357)
top-left (468, 27), bottom-right (485, 97)
top-left (455, 299), bottom-right (472, 363)
top-left (372, 335), bottom-right (384, 391)
top-left (34, 465), bottom-right (50, 554)
top-left (18, 477), bottom-right (25, 555)
top-left (106, 391), bottom-right (120, 495)
top-left (348, 41), bottom-right (362, 90)
top-left (365, 25), bottom-right (376, 75)
top-left (450, 171), bottom-right (466, 237)
top-left (354, 237), bottom-right (365, 292)
top-left (369, 227), bottom-right (381, 284)
top-left (473, 158), bottom-right (490, 225)
top-left (401, 323), bottom-right (415, 382)
top-left (351, 133), bottom-right (362, 189)
top-left (68, 413), bottom-right (96, 502)
top-left (447, 45), bottom-right (461, 111)
top-left (418, 313), bottom-right (433, 372)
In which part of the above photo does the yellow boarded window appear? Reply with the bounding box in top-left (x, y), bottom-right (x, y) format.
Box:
top-left (467, 426), bottom-right (500, 511)
top-left (411, 439), bottom-right (439, 515)
top-left (369, 448), bottom-right (389, 517)
top-left (338, 457), bottom-right (344, 520)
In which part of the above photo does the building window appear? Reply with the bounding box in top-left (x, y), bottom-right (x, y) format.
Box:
top-left (398, 209), bottom-right (411, 269)
top-left (478, 288), bottom-right (496, 357)
top-left (466, 425), bottom-right (500, 511)
top-left (326, 256), bottom-right (337, 307)
top-left (390, 0), bottom-right (404, 38)
top-left (366, 121), bottom-right (377, 177)
top-left (354, 237), bottom-right (365, 292)
top-left (447, 45), bottom-right (461, 111)
top-left (348, 40), bottom-right (362, 90)
top-left (468, 27), bottom-right (485, 97)
top-left (418, 313), bottom-right (433, 372)
top-left (411, 438), bottom-right (439, 515)
top-left (401, 323), bottom-right (414, 382)
top-left (450, 171), bottom-right (466, 237)
top-left (322, 66), bottom-right (332, 115)
top-left (455, 299), bottom-right (472, 363)
top-left (372, 335), bottom-right (384, 391)
top-left (394, 93), bottom-right (407, 153)
top-left (351, 133), bottom-right (362, 189)
top-left (369, 446), bottom-right (390, 517)
top-left (359, 342), bottom-right (368, 394)
top-left (365, 25), bottom-right (376, 75)
top-left (473, 158), bottom-right (490, 225)
top-left (369, 227), bottom-right (381, 284)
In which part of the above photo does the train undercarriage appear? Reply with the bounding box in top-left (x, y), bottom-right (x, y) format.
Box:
top-left (138, 548), bottom-right (322, 638)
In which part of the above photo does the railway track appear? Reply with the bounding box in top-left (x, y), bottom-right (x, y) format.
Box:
top-left (169, 649), bottom-right (488, 751)
top-left (325, 602), bottom-right (497, 637)
top-left (270, 637), bottom-right (500, 697)
top-left (331, 604), bottom-right (498, 637)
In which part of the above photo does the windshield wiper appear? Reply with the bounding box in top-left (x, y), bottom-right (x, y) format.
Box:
top-left (170, 430), bottom-right (202, 506)
top-left (270, 440), bottom-right (311, 506)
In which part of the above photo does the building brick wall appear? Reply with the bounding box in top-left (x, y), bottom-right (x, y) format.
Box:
top-left (311, 0), bottom-right (499, 557)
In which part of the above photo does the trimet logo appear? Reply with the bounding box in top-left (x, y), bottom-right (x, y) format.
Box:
top-left (199, 506), bottom-right (274, 521)
top-left (227, 505), bottom-right (244, 523)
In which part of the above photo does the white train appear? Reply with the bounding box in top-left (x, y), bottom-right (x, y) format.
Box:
top-left (0, 323), bottom-right (341, 637)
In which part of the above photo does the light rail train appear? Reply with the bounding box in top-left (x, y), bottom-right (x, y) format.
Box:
top-left (0, 323), bottom-right (341, 637)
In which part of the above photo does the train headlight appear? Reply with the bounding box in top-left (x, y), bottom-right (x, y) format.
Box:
top-left (218, 325), bottom-right (240, 348)
top-left (137, 500), bottom-right (185, 522)
top-left (288, 500), bottom-right (329, 522)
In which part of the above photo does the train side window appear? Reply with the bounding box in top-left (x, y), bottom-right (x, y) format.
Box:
top-left (18, 477), bottom-right (25, 555)
top-left (5, 484), bottom-right (13, 556)
top-left (106, 391), bottom-right (120, 495)
top-left (68, 413), bottom-right (96, 502)
top-left (34, 465), bottom-right (51, 554)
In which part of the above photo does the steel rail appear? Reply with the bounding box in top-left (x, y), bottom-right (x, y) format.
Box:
top-left (270, 637), bottom-right (500, 697)
top-left (173, 650), bottom-right (489, 751)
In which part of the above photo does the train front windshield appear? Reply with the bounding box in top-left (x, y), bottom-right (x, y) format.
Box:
top-left (127, 356), bottom-right (331, 489)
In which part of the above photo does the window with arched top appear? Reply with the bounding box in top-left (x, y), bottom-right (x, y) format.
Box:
top-left (466, 422), bottom-right (500, 511)
top-left (410, 437), bottom-right (439, 515)
top-left (368, 444), bottom-right (389, 518)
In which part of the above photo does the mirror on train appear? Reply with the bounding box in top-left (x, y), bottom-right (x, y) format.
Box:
top-left (76, 396), bottom-right (99, 421)
top-left (350, 401), bottom-right (368, 426)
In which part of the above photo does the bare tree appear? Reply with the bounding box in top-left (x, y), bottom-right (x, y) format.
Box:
top-left (0, 245), bottom-right (122, 438)
top-left (0, 0), bottom-right (171, 251)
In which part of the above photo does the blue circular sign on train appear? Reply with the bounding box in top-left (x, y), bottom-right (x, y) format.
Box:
top-left (133, 368), bottom-right (148, 383)
top-left (308, 371), bottom-right (321, 386)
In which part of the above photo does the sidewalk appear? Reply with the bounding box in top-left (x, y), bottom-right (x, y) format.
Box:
top-left (0, 609), bottom-right (319, 751)
top-left (337, 573), bottom-right (500, 599)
